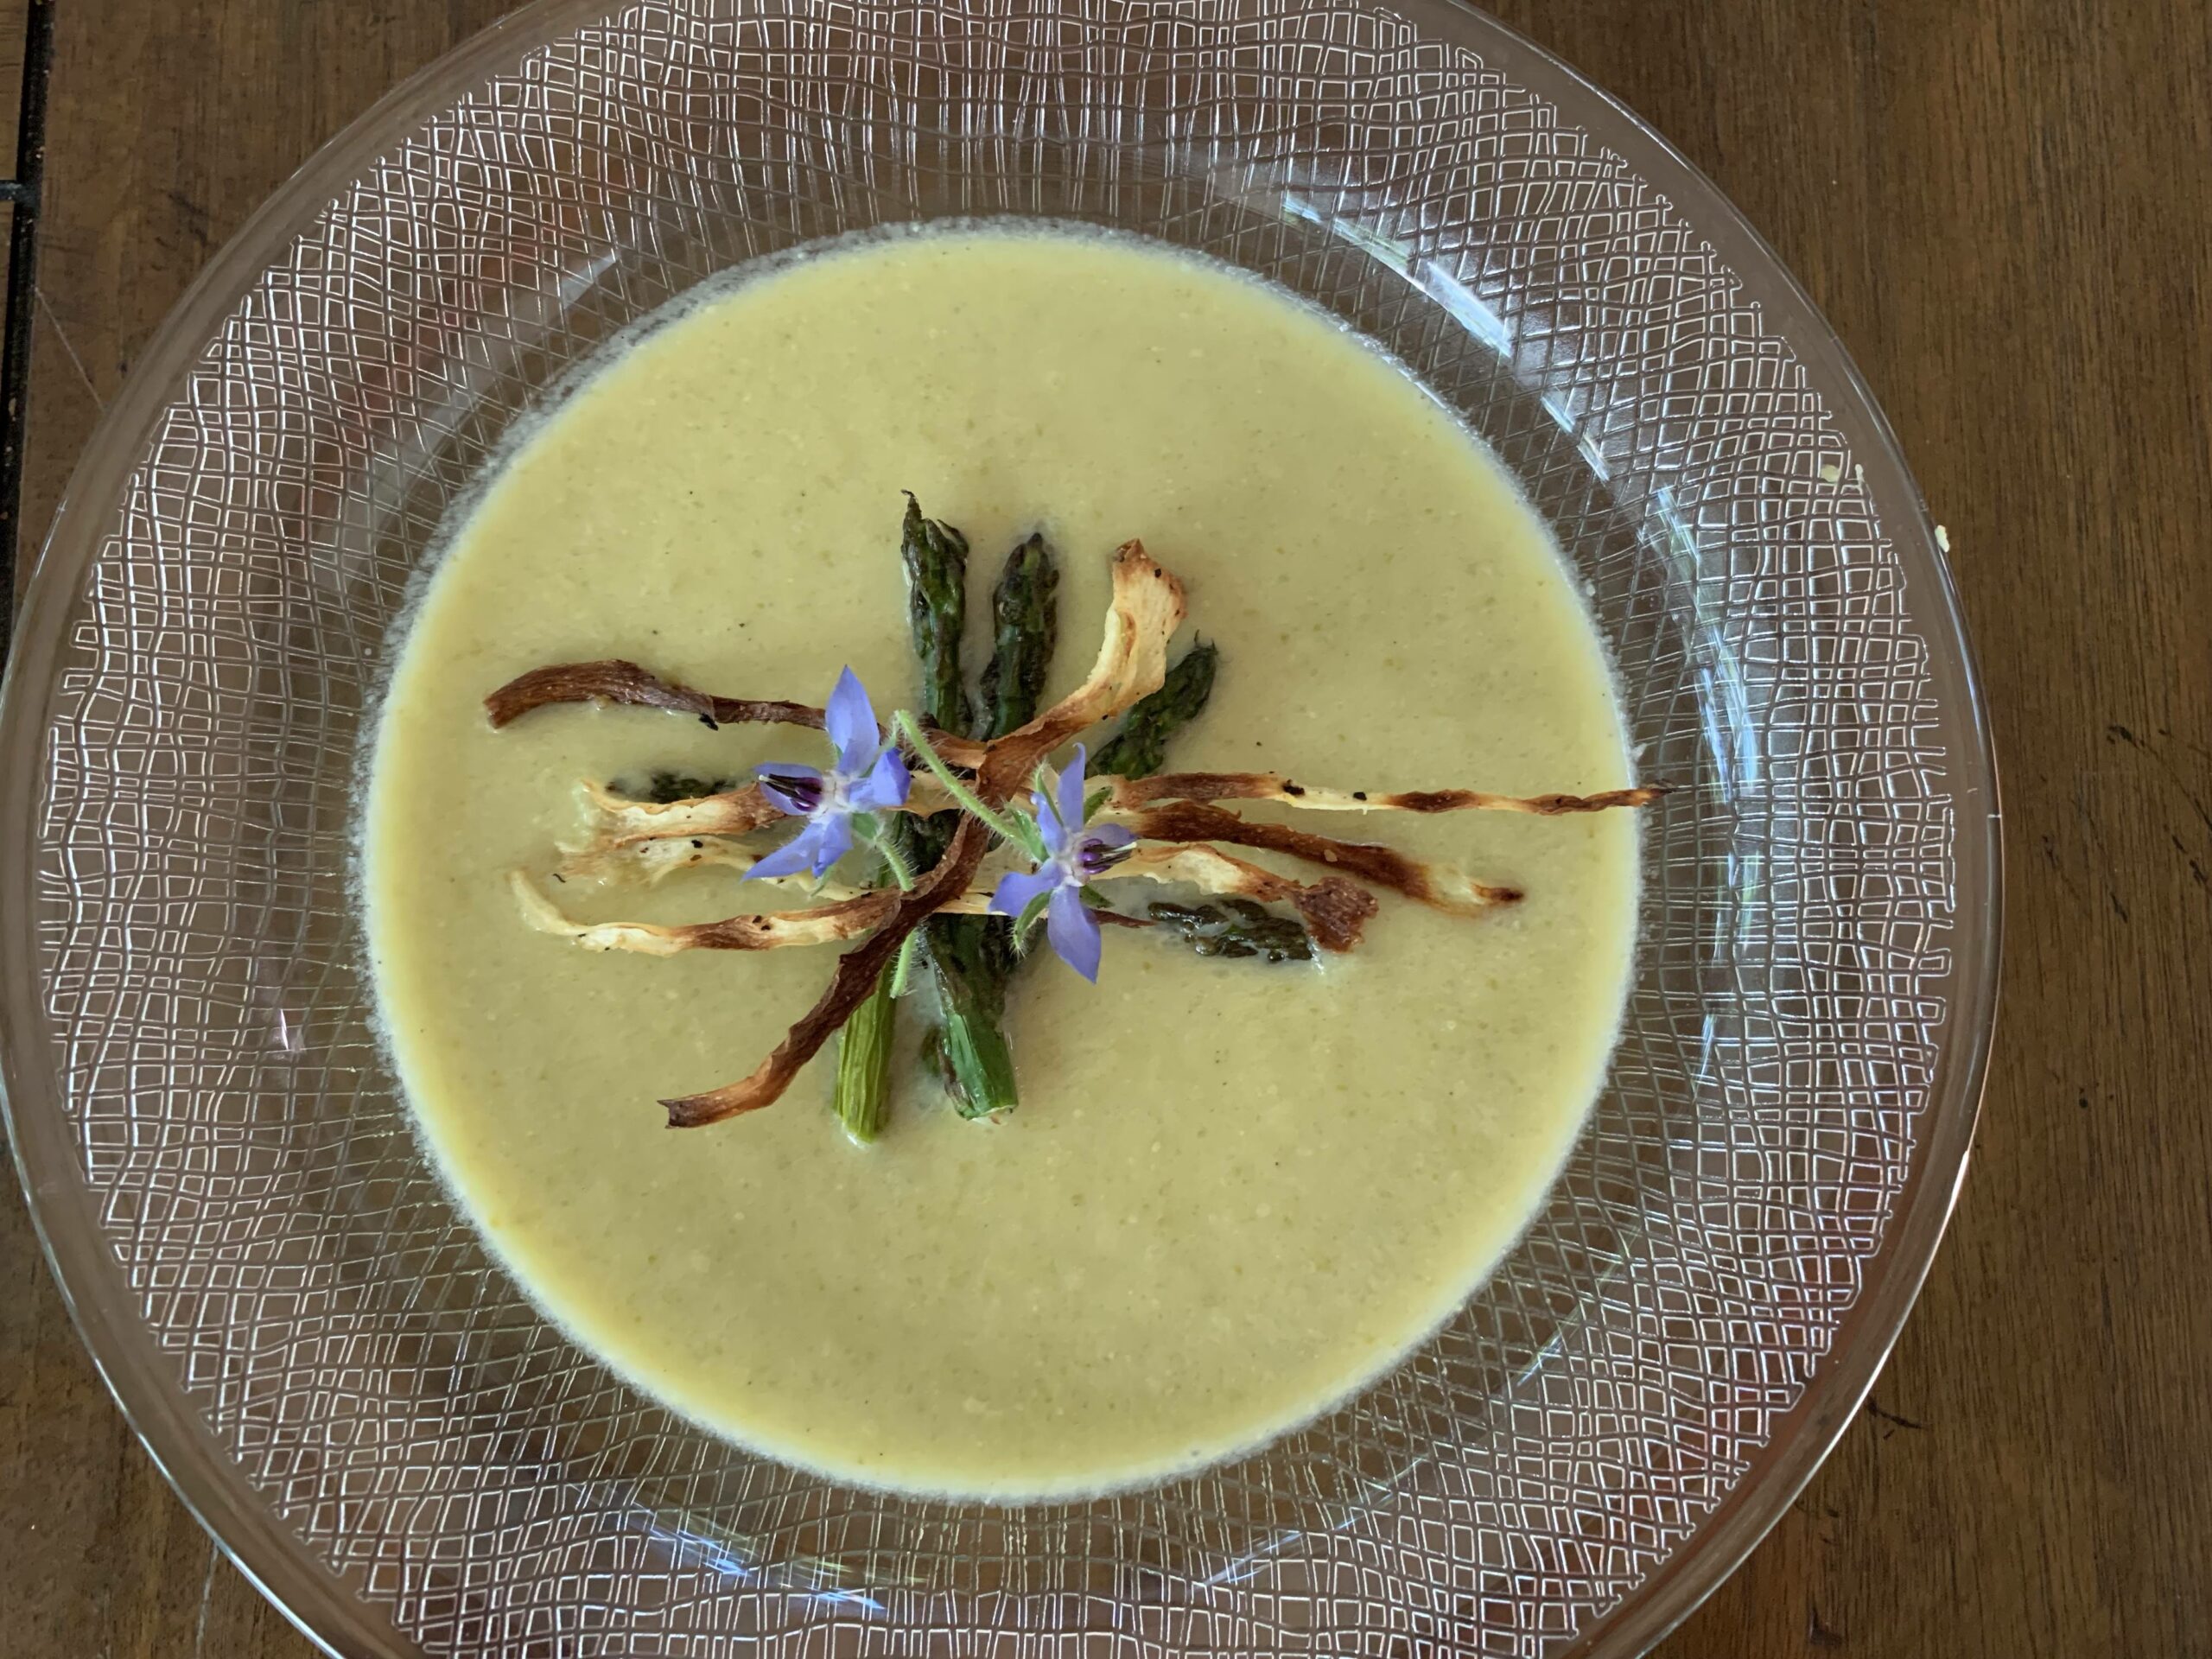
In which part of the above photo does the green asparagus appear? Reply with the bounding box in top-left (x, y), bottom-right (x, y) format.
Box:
top-left (899, 494), bottom-right (974, 742)
top-left (918, 526), bottom-right (1059, 1116)
top-left (1090, 639), bottom-right (1219, 779)
top-left (977, 532), bottom-right (1059, 740)
top-left (1146, 898), bottom-right (1314, 963)
top-left (830, 499), bottom-right (975, 1139)
top-left (888, 501), bottom-right (1021, 1116)
top-left (924, 927), bottom-right (1020, 1117)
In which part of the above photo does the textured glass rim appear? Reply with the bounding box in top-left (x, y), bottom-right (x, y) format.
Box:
top-left (0, 2), bottom-right (2003, 1655)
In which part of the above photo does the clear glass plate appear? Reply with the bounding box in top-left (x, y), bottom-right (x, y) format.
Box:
top-left (0, 2), bottom-right (1999, 1654)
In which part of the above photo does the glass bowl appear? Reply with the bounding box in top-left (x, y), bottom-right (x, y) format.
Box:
top-left (0, 2), bottom-right (1999, 1654)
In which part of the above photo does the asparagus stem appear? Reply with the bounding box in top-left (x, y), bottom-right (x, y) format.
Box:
top-left (832, 966), bottom-right (897, 1143)
top-left (894, 505), bottom-right (1036, 1118)
top-left (1147, 898), bottom-right (1315, 963)
top-left (918, 1025), bottom-right (958, 1095)
top-left (1090, 639), bottom-right (1218, 779)
top-left (977, 531), bottom-right (1060, 739)
top-left (899, 493), bottom-right (973, 737)
top-left (917, 531), bottom-right (1063, 1116)
top-left (925, 924), bottom-right (1021, 1117)
top-left (830, 498), bottom-right (975, 1144)
top-left (831, 812), bottom-right (926, 1140)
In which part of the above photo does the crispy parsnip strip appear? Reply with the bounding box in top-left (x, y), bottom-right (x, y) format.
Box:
top-left (976, 541), bottom-right (1186, 797)
top-left (486, 658), bottom-right (820, 733)
top-left (569, 765), bottom-right (1652, 874)
top-left (1104, 772), bottom-right (1665, 817)
top-left (575, 765), bottom-right (1652, 873)
top-left (570, 778), bottom-right (784, 847)
top-left (543, 839), bottom-right (998, 911)
top-left (484, 658), bottom-right (988, 766)
top-left (512, 870), bottom-right (899, 954)
top-left (562, 837), bottom-right (880, 897)
top-left (558, 778), bottom-right (961, 876)
top-left (1118, 800), bottom-right (1522, 917)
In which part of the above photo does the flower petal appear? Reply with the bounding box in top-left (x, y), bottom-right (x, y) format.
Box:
top-left (805, 810), bottom-right (855, 876)
top-left (746, 821), bottom-right (830, 881)
top-left (1056, 744), bottom-right (1090, 836)
top-left (1046, 883), bottom-right (1103, 982)
top-left (754, 762), bottom-right (823, 817)
top-left (989, 867), bottom-right (1059, 920)
top-left (846, 747), bottom-right (911, 811)
top-left (1028, 758), bottom-right (1074, 856)
top-left (823, 667), bottom-right (879, 775)
top-left (1032, 809), bottom-right (1069, 858)
top-left (1087, 822), bottom-right (1135, 851)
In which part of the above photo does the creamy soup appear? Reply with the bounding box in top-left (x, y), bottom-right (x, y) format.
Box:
top-left (363, 229), bottom-right (1638, 1499)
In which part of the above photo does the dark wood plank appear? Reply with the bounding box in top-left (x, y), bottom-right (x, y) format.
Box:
top-left (2, 3), bottom-right (2205, 1655)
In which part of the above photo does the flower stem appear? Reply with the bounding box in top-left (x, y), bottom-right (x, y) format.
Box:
top-left (861, 816), bottom-right (915, 890)
top-left (889, 930), bottom-right (923, 998)
top-left (893, 709), bottom-right (1044, 857)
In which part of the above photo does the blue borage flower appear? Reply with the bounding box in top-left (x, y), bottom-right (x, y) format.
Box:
top-left (988, 744), bottom-right (1135, 982)
top-left (746, 667), bottom-right (912, 881)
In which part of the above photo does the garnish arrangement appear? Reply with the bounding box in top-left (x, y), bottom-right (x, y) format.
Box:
top-left (486, 498), bottom-right (1658, 1141)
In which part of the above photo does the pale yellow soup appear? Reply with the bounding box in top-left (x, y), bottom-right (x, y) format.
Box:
top-left (363, 229), bottom-right (1638, 1500)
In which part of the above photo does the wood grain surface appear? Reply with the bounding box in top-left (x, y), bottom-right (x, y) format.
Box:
top-left (3, 3), bottom-right (2207, 1654)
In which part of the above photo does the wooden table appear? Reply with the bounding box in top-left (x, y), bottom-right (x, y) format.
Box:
top-left (2, 3), bottom-right (2205, 1653)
